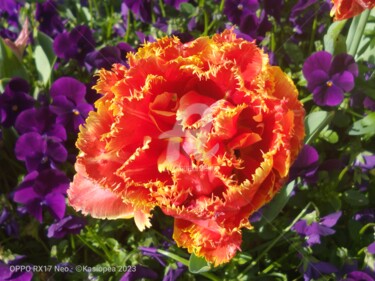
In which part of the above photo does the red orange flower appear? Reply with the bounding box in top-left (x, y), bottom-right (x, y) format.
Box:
top-left (68, 29), bottom-right (305, 266)
top-left (331, 0), bottom-right (375, 21)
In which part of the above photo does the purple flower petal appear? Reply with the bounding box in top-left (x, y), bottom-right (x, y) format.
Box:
top-left (332, 71), bottom-right (355, 92)
top-left (50, 77), bottom-right (86, 102)
top-left (313, 84), bottom-right (344, 106)
top-left (293, 220), bottom-right (308, 235)
top-left (45, 193), bottom-right (66, 220)
top-left (367, 242), bottom-right (375, 254)
top-left (330, 53), bottom-right (358, 77)
top-left (321, 211), bottom-right (342, 227)
top-left (303, 51), bottom-right (332, 81)
top-left (306, 70), bottom-right (330, 92)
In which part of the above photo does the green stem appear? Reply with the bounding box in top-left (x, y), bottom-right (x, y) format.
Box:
top-left (77, 234), bottom-right (107, 260)
top-left (157, 250), bottom-right (220, 281)
top-left (308, 16), bottom-right (318, 54)
top-left (348, 9), bottom-right (370, 57)
top-left (300, 94), bottom-right (313, 104)
top-left (239, 202), bottom-right (313, 277)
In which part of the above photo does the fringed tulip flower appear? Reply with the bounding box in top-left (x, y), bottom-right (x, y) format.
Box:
top-left (331, 0), bottom-right (375, 21)
top-left (68, 29), bottom-right (305, 266)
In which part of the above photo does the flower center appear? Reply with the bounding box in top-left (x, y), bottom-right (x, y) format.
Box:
top-left (326, 81), bottom-right (333, 87)
top-left (237, 4), bottom-right (243, 10)
top-left (72, 109), bottom-right (80, 115)
top-left (12, 105), bottom-right (18, 112)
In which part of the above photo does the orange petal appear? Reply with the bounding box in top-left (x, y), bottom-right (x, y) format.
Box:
top-left (68, 163), bottom-right (134, 219)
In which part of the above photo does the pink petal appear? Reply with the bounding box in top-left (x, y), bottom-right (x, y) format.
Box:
top-left (68, 163), bottom-right (134, 219)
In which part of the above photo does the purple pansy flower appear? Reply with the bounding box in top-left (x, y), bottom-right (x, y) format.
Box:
top-left (53, 25), bottom-right (95, 65)
top-left (15, 107), bottom-right (66, 142)
top-left (301, 260), bottom-right (338, 281)
top-left (120, 265), bottom-right (158, 281)
top-left (290, 0), bottom-right (331, 40)
top-left (164, 0), bottom-right (189, 9)
top-left (13, 169), bottom-right (69, 222)
top-left (162, 262), bottom-right (185, 281)
top-left (293, 211), bottom-right (342, 246)
top-left (47, 215), bottom-right (86, 238)
top-left (342, 271), bottom-right (375, 281)
top-left (0, 256), bottom-right (33, 281)
top-left (15, 132), bottom-right (67, 171)
top-left (303, 51), bottom-right (359, 106)
top-left (354, 153), bottom-right (375, 172)
top-left (224, 0), bottom-right (259, 25)
top-left (354, 209), bottom-right (375, 224)
top-left (140, 246), bottom-right (167, 266)
top-left (0, 0), bottom-right (22, 33)
top-left (50, 77), bottom-right (93, 132)
top-left (0, 78), bottom-right (34, 128)
top-left (35, 0), bottom-right (64, 38)
top-left (289, 145), bottom-right (319, 184)
top-left (0, 208), bottom-right (19, 237)
top-left (123, 0), bottom-right (160, 23)
top-left (84, 43), bottom-right (133, 72)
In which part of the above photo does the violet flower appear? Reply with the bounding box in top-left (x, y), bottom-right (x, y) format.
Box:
top-left (354, 153), bottom-right (375, 172)
top-left (139, 246), bottom-right (167, 266)
top-left (15, 132), bottom-right (67, 171)
top-left (290, 0), bottom-right (331, 40)
top-left (13, 169), bottom-right (69, 222)
top-left (0, 208), bottom-right (19, 237)
top-left (163, 262), bottom-right (185, 281)
top-left (47, 215), bottom-right (86, 238)
top-left (53, 25), bottom-right (95, 65)
top-left (289, 145), bottom-right (319, 184)
top-left (49, 77), bottom-right (93, 132)
top-left (84, 44), bottom-right (132, 72)
top-left (35, 0), bottom-right (64, 38)
top-left (0, 0), bottom-right (22, 32)
top-left (224, 0), bottom-right (259, 25)
top-left (301, 260), bottom-right (338, 281)
top-left (354, 209), bottom-right (375, 224)
top-left (293, 211), bottom-right (342, 246)
top-left (303, 51), bottom-right (358, 106)
top-left (164, 0), bottom-right (189, 9)
top-left (15, 107), bottom-right (66, 142)
top-left (0, 256), bottom-right (33, 281)
top-left (341, 271), bottom-right (375, 281)
top-left (123, 0), bottom-right (158, 23)
top-left (0, 78), bottom-right (34, 128)
top-left (120, 265), bottom-right (158, 281)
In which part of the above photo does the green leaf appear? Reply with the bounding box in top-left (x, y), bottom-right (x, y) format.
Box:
top-left (343, 189), bottom-right (369, 206)
top-left (320, 129), bottom-right (339, 143)
top-left (256, 180), bottom-right (295, 227)
top-left (35, 31), bottom-right (56, 85)
top-left (0, 38), bottom-right (28, 80)
top-left (348, 112), bottom-right (375, 137)
top-left (305, 111), bottom-right (335, 144)
top-left (324, 20), bottom-right (347, 55)
top-left (189, 253), bottom-right (211, 274)
top-left (180, 3), bottom-right (196, 15)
